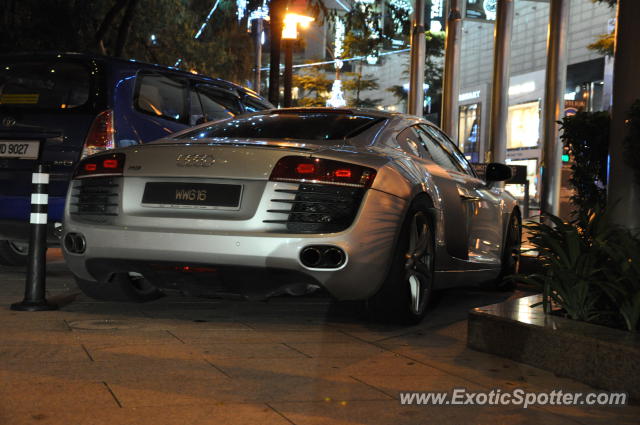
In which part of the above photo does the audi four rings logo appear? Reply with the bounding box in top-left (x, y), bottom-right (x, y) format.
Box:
top-left (176, 153), bottom-right (215, 167)
top-left (2, 117), bottom-right (17, 127)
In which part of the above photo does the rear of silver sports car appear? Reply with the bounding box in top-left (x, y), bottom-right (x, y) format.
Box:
top-left (62, 142), bottom-right (407, 300)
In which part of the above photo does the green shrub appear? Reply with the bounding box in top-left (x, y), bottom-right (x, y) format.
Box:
top-left (519, 209), bottom-right (640, 332)
top-left (559, 111), bottom-right (610, 222)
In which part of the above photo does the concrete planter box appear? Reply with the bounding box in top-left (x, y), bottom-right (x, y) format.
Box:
top-left (468, 295), bottom-right (640, 400)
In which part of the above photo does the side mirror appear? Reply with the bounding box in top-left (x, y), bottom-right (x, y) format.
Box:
top-left (485, 163), bottom-right (512, 182)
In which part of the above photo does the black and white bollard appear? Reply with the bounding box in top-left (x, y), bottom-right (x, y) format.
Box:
top-left (11, 163), bottom-right (57, 311)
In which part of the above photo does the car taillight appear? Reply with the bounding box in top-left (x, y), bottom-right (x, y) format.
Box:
top-left (269, 156), bottom-right (377, 188)
top-left (73, 153), bottom-right (125, 179)
top-left (81, 110), bottom-right (115, 158)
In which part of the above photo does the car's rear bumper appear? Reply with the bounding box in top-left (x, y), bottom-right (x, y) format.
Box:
top-left (62, 189), bottom-right (407, 300)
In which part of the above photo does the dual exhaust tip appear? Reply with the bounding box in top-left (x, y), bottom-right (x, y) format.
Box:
top-left (64, 233), bottom-right (86, 254)
top-left (300, 246), bottom-right (346, 269)
top-left (65, 234), bottom-right (345, 268)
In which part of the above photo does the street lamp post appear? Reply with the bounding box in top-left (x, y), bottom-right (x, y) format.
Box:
top-left (281, 13), bottom-right (313, 108)
top-left (283, 39), bottom-right (293, 107)
top-left (253, 17), bottom-right (264, 93)
top-left (268, 0), bottom-right (286, 107)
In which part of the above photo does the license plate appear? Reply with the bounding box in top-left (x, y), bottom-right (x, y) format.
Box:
top-left (0, 140), bottom-right (40, 159)
top-left (142, 182), bottom-right (242, 210)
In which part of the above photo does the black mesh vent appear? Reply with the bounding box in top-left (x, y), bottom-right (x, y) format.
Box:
top-left (70, 177), bottom-right (119, 216)
top-left (264, 183), bottom-right (365, 233)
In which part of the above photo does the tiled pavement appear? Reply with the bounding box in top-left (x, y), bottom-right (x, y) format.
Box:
top-left (0, 250), bottom-right (637, 425)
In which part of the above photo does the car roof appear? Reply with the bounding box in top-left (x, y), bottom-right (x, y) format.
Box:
top-left (258, 107), bottom-right (403, 120)
top-left (0, 51), bottom-right (260, 97)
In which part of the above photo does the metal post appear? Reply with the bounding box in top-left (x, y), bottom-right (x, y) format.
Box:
top-left (487, 0), bottom-right (514, 164)
top-left (253, 18), bottom-right (264, 94)
top-left (441, 0), bottom-right (462, 142)
top-left (540, 0), bottom-right (569, 217)
top-left (268, 0), bottom-right (285, 107)
top-left (283, 40), bottom-right (293, 107)
top-left (408, 0), bottom-right (426, 117)
top-left (11, 162), bottom-right (56, 311)
top-left (607, 0), bottom-right (640, 229)
top-left (523, 179), bottom-right (530, 219)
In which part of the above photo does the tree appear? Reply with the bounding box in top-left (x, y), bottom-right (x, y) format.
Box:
top-left (586, 0), bottom-right (616, 56)
top-left (342, 72), bottom-right (381, 108)
top-left (588, 33), bottom-right (614, 56)
top-left (387, 30), bottom-right (445, 115)
top-left (293, 67), bottom-right (332, 106)
top-left (0, 0), bottom-right (256, 83)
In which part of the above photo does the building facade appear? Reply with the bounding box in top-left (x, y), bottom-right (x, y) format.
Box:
top-left (457, 0), bottom-right (615, 208)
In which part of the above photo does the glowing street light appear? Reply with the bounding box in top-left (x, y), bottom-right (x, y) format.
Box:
top-left (282, 13), bottom-right (314, 40)
top-left (282, 13), bottom-right (314, 107)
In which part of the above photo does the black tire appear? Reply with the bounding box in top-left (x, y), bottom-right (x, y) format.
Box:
top-left (366, 198), bottom-right (435, 325)
top-left (493, 212), bottom-right (522, 290)
top-left (74, 272), bottom-right (163, 302)
top-left (0, 240), bottom-right (29, 266)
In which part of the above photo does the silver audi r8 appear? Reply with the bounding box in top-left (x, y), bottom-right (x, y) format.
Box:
top-left (62, 108), bottom-right (521, 324)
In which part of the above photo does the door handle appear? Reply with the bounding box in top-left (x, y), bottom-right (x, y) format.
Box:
top-left (459, 194), bottom-right (480, 201)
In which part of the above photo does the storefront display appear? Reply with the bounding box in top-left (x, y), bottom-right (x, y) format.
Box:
top-left (458, 103), bottom-right (481, 163)
top-left (507, 101), bottom-right (540, 149)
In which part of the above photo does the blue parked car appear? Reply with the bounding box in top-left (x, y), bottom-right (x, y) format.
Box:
top-left (0, 52), bottom-right (273, 265)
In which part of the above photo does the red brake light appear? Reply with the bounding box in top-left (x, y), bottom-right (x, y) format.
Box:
top-left (103, 159), bottom-right (118, 169)
top-left (74, 153), bottom-right (126, 179)
top-left (82, 110), bottom-right (115, 158)
top-left (296, 163), bottom-right (316, 174)
top-left (270, 156), bottom-right (376, 188)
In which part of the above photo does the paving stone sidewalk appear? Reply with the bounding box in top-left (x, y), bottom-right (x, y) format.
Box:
top-left (0, 250), bottom-right (637, 425)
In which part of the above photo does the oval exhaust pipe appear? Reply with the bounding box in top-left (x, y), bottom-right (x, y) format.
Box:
top-left (324, 247), bottom-right (345, 267)
top-left (300, 247), bottom-right (322, 267)
top-left (64, 233), bottom-right (86, 254)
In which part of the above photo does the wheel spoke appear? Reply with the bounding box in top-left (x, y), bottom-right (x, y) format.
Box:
top-left (404, 211), bottom-right (435, 316)
top-left (408, 273), bottom-right (421, 314)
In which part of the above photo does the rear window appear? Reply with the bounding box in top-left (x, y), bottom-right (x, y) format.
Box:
top-left (0, 61), bottom-right (90, 110)
top-left (135, 72), bottom-right (188, 123)
top-left (177, 112), bottom-right (384, 141)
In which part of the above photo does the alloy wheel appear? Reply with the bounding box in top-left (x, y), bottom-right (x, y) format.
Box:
top-left (404, 212), bottom-right (434, 316)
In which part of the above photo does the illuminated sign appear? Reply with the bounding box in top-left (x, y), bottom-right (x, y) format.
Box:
top-left (465, 0), bottom-right (497, 21)
top-left (459, 90), bottom-right (481, 102)
top-left (508, 81), bottom-right (536, 96)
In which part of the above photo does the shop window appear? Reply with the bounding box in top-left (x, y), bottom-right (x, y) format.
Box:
top-left (507, 101), bottom-right (540, 149)
top-left (458, 103), bottom-right (481, 161)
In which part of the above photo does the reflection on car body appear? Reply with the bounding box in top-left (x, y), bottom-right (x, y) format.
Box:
top-left (62, 108), bottom-right (521, 324)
